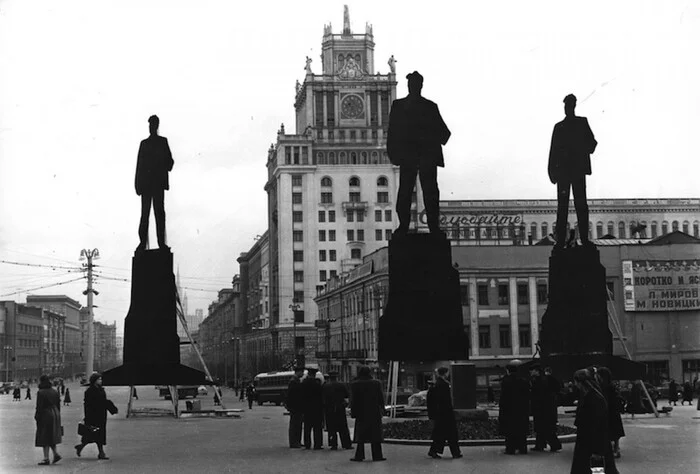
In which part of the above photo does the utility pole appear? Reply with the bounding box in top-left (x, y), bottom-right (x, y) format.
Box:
top-left (80, 249), bottom-right (100, 376)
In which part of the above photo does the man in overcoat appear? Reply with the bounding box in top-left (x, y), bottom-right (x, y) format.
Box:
top-left (387, 71), bottom-right (451, 235)
top-left (530, 364), bottom-right (562, 452)
top-left (301, 368), bottom-right (324, 449)
top-left (498, 360), bottom-right (530, 454)
top-left (349, 366), bottom-right (386, 462)
top-left (286, 368), bottom-right (305, 448)
top-left (135, 115), bottom-right (174, 251)
top-left (322, 371), bottom-right (352, 450)
top-left (548, 94), bottom-right (597, 248)
top-left (427, 367), bottom-right (462, 459)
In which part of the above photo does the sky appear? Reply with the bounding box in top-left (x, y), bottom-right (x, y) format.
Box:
top-left (1, 0), bottom-right (698, 334)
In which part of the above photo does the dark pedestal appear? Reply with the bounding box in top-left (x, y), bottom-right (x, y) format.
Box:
top-left (536, 245), bottom-right (644, 380)
top-left (450, 362), bottom-right (476, 409)
top-left (102, 249), bottom-right (207, 386)
top-left (378, 233), bottom-right (468, 362)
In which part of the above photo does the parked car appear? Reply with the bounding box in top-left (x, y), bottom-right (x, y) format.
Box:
top-left (0, 382), bottom-right (12, 394)
top-left (198, 385), bottom-right (208, 396)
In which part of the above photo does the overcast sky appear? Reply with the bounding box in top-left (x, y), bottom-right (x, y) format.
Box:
top-left (1, 0), bottom-right (698, 334)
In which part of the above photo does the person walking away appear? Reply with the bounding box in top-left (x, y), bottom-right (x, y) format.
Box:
top-left (427, 367), bottom-right (462, 459)
top-left (302, 368), bottom-right (324, 449)
top-left (322, 371), bottom-right (352, 450)
top-left (286, 368), bottom-right (305, 448)
top-left (75, 373), bottom-right (118, 460)
top-left (63, 387), bottom-right (72, 406)
top-left (26, 386), bottom-right (32, 400)
top-left (668, 379), bottom-right (678, 406)
top-left (681, 381), bottom-right (694, 405)
top-left (13, 386), bottom-right (21, 401)
top-left (35, 375), bottom-right (62, 465)
top-left (246, 382), bottom-right (256, 409)
top-left (349, 365), bottom-right (386, 462)
top-left (498, 360), bottom-right (530, 455)
top-left (570, 368), bottom-right (619, 474)
top-left (530, 364), bottom-right (562, 452)
top-left (595, 367), bottom-right (625, 459)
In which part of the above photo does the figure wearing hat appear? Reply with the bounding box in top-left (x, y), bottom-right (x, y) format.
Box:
top-left (286, 367), bottom-right (305, 448)
top-left (529, 364), bottom-right (562, 452)
top-left (548, 94), bottom-right (597, 248)
top-left (135, 115), bottom-right (174, 252)
top-left (301, 368), bottom-right (324, 449)
top-left (387, 71), bottom-right (451, 236)
top-left (498, 360), bottom-right (530, 455)
top-left (322, 371), bottom-right (352, 450)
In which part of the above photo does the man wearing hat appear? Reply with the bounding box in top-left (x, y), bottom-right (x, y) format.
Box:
top-left (286, 367), bottom-right (305, 448)
top-left (548, 94), bottom-right (597, 248)
top-left (387, 71), bottom-right (451, 236)
top-left (322, 371), bottom-right (352, 450)
top-left (301, 367), bottom-right (324, 449)
top-left (135, 114), bottom-right (174, 252)
top-left (427, 367), bottom-right (462, 459)
top-left (530, 364), bottom-right (562, 452)
top-left (498, 360), bottom-right (530, 455)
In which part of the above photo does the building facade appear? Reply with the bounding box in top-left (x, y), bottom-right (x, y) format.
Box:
top-left (93, 321), bottom-right (118, 373)
top-left (198, 279), bottom-right (241, 384)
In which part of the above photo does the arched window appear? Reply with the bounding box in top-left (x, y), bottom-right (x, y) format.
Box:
top-left (588, 221), bottom-right (593, 240)
top-left (321, 177), bottom-right (332, 187)
top-left (377, 176), bottom-right (388, 186)
top-left (596, 222), bottom-right (604, 239)
top-left (672, 220), bottom-right (679, 232)
top-left (371, 151), bottom-right (379, 164)
top-left (629, 221), bottom-right (637, 237)
top-left (530, 223), bottom-right (538, 241)
top-left (618, 222), bottom-right (626, 239)
top-left (349, 177), bottom-right (360, 187)
top-left (328, 152), bottom-right (336, 165)
top-left (316, 152), bottom-right (325, 165)
top-left (693, 221), bottom-right (699, 238)
top-left (651, 221), bottom-right (658, 238)
top-left (339, 151), bottom-right (347, 164)
top-left (682, 221), bottom-right (690, 234)
top-left (662, 221), bottom-right (669, 235)
top-left (382, 152), bottom-right (389, 163)
top-left (350, 152), bottom-right (358, 164)
top-left (640, 221), bottom-right (648, 238)
top-left (541, 222), bottom-right (548, 238)
top-left (361, 151), bottom-right (368, 164)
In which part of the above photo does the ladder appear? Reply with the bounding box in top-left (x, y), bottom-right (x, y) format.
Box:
top-left (385, 361), bottom-right (400, 418)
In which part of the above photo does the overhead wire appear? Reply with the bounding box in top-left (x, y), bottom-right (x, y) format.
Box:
top-left (0, 276), bottom-right (86, 298)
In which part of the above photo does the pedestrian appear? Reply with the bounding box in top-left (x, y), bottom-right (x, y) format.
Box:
top-left (35, 374), bottom-right (62, 465)
top-left (286, 367), bottom-right (305, 448)
top-left (595, 367), bottom-right (625, 460)
top-left (13, 386), bottom-right (21, 401)
top-left (239, 380), bottom-right (246, 402)
top-left (75, 373), bottom-right (118, 460)
top-left (427, 367), bottom-right (462, 459)
top-left (60, 383), bottom-right (65, 396)
top-left (349, 365), bottom-right (386, 462)
top-left (26, 386), bottom-right (32, 400)
top-left (302, 368), bottom-right (324, 450)
top-left (498, 360), bottom-right (530, 455)
top-left (213, 387), bottom-right (221, 406)
top-left (530, 364), bottom-right (562, 452)
top-left (668, 379), bottom-right (678, 406)
top-left (63, 387), bottom-right (72, 406)
top-left (570, 368), bottom-right (619, 474)
top-left (322, 371), bottom-right (352, 450)
top-left (487, 385), bottom-right (495, 404)
top-left (681, 381), bottom-right (693, 405)
top-left (246, 382), bottom-right (256, 409)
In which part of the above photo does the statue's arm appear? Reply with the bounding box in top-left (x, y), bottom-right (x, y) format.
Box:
top-left (548, 126), bottom-right (559, 184)
top-left (386, 100), bottom-right (399, 164)
top-left (135, 142), bottom-right (144, 195)
top-left (434, 104), bottom-right (451, 145)
top-left (584, 118), bottom-right (597, 154)
top-left (164, 138), bottom-right (174, 171)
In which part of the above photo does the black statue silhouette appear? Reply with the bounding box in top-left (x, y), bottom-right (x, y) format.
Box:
top-left (387, 71), bottom-right (451, 235)
top-left (135, 115), bottom-right (174, 251)
top-left (548, 94), bottom-right (597, 248)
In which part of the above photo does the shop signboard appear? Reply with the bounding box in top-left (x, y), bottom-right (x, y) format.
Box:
top-left (622, 259), bottom-right (700, 312)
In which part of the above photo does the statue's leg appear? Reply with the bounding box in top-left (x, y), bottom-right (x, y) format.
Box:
top-left (418, 163), bottom-right (440, 232)
top-left (154, 189), bottom-right (167, 248)
top-left (396, 162), bottom-right (418, 232)
top-left (138, 194), bottom-right (152, 249)
top-left (572, 178), bottom-right (589, 243)
top-left (555, 182), bottom-right (570, 246)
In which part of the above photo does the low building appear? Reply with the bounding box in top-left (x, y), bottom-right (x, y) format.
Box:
top-left (0, 302), bottom-right (45, 381)
top-left (199, 278), bottom-right (241, 384)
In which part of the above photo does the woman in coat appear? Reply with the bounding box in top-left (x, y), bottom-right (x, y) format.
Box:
top-left (63, 387), bottom-right (71, 406)
top-left (681, 381), bottom-right (694, 405)
top-left (595, 367), bottom-right (625, 459)
top-left (349, 366), bottom-right (386, 462)
top-left (75, 373), bottom-right (118, 460)
top-left (570, 368), bottom-right (618, 474)
top-left (35, 374), bottom-right (62, 465)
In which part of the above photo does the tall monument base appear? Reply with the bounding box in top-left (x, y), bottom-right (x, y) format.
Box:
top-left (102, 248), bottom-right (207, 386)
top-left (536, 245), bottom-right (644, 380)
top-left (378, 233), bottom-right (468, 362)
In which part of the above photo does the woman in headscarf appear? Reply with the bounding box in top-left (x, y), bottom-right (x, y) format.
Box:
top-left (75, 373), bottom-right (118, 460)
top-left (35, 374), bottom-right (62, 465)
top-left (570, 368), bottom-right (618, 474)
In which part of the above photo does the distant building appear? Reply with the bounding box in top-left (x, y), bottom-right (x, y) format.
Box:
top-left (115, 335), bottom-right (123, 363)
top-left (0, 302), bottom-right (53, 381)
top-left (199, 277), bottom-right (241, 383)
top-left (26, 295), bottom-right (83, 376)
top-left (93, 321), bottom-right (117, 372)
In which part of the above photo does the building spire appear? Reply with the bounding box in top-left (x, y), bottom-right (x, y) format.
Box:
top-left (343, 5), bottom-right (351, 35)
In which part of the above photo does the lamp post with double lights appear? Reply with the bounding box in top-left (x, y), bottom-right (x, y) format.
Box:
top-left (289, 303), bottom-right (302, 367)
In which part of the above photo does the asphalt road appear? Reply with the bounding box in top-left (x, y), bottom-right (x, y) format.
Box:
top-left (1, 383), bottom-right (698, 473)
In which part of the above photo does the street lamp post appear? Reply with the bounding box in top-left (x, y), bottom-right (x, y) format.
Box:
top-left (80, 248), bottom-right (100, 376)
top-left (4, 346), bottom-right (12, 382)
top-left (289, 303), bottom-right (301, 367)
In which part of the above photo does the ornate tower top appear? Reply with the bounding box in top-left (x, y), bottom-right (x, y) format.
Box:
top-left (320, 6), bottom-right (376, 76)
top-left (343, 5), bottom-right (351, 35)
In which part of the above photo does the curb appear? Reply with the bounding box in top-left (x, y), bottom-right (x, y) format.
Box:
top-left (384, 433), bottom-right (577, 447)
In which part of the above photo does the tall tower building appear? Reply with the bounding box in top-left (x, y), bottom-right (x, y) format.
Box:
top-left (265, 7), bottom-right (419, 366)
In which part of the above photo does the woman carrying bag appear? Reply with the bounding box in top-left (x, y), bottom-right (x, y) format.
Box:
top-left (75, 373), bottom-right (118, 460)
top-left (35, 374), bottom-right (62, 465)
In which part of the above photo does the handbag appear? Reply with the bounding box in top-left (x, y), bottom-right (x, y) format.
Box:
top-left (590, 454), bottom-right (605, 473)
top-left (77, 422), bottom-right (100, 438)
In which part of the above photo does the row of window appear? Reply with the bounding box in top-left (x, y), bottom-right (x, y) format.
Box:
top-left (321, 176), bottom-right (389, 187)
top-left (18, 323), bottom-right (42, 334)
top-left (18, 338), bottom-right (40, 348)
top-left (318, 191), bottom-right (390, 204)
top-left (477, 324), bottom-right (532, 349)
top-left (459, 283), bottom-right (549, 306)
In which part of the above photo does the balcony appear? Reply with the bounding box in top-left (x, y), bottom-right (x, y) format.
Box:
top-left (342, 201), bottom-right (368, 212)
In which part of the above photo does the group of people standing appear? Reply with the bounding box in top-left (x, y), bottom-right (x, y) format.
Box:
top-left (498, 360), bottom-right (626, 474)
top-left (33, 372), bottom-right (118, 465)
top-left (286, 366), bottom-right (386, 462)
